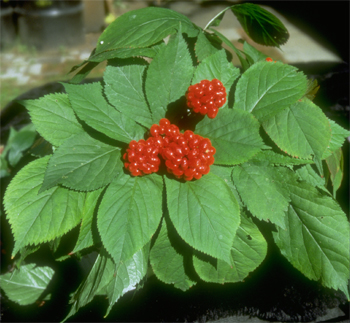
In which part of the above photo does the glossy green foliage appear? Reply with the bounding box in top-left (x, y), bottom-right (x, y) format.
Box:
top-left (193, 212), bottom-right (267, 283)
top-left (234, 61), bottom-right (308, 121)
top-left (40, 133), bottom-right (123, 192)
top-left (262, 99), bottom-right (331, 174)
top-left (273, 178), bottom-right (350, 298)
top-left (150, 219), bottom-right (196, 291)
top-left (97, 172), bottom-right (163, 266)
top-left (63, 82), bottom-right (145, 143)
top-left (165, 173), bottom-right (240, 266)
top-left (4, 156), bottom-right (86, 257)
top-left (145, 30), bottom-right (194, 123)
top-left (2, 3), bottom-right (349, 320)
top-left (20, 94), bottom-right (84, 147)
top-left (195, 109), bottom-right (264, 165)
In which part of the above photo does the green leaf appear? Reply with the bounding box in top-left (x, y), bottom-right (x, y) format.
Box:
top-left (103, 243), bottom-right (150, 317)
top-left (6, 125), bottom-right (37, 167)
top-left (231, 162), bottom-right (290, 229)
top-left (204, 7), bottom-right (230, 30)
top-left (69, 38), bottom-right (168, 83)
top-left (69, 61), bottom-right (100, 84)
top-left (150, 219), bottom-right (196, 291)
top-left (29, 137), bottom-right (53, 158)
top-left (231, 3), bottom-right (289, 47)
top-left (4, 156), bottom-right (86, 257)
top-left (15, 245), bottom-right (41, 268)
top-left (234, 61), bottom-right (308, 121)
top-left (19, 93), bottom-right (84, 147)
top-left (325, 148), bottom-right (344, 198)
top-left (89, 47), bottom-right (160, 63)
top-left (209, 165), bottom-right (242, 207)
top-left (192, 49), bottom-right (240, 105)
top-left (165, 172), bottom-right (240, 266)
top-left (97, 172), bottom-right (163, 266)
top-left (195, 108), bottom-right (264, 165)
top-left (304, 78), bottom-right (320, 101)
top-left (193, 212), bottom-right (267, 283)
top-left (262, 99), bottom-right (331, 175)
top-left (48, 236), bottom-right (61, 254)
top-left (65, 246), bottom-right (149, 320)
top-left (64, 249), bottom-right (112, 321)
top-left (0, 156), bottom-right (10, 178)
top-left (208, 28), bottom-right (250, 71)
top-left (242, 41), bottom-right (268, 64)
top-left (40, 132), bottom-right (122, 192)
top-left (0, 264), bottom-right (54, 305)
top-left (322, 119), bottom-right (350, 159)
top-left (72, 188), bottom-right (104, 254)
top-left (145, 30), bottom-right (194, 123)
top-left (195, 31), bottom-right (223, 62)
top-left (95, 7), bottom-right (198, 55)
top-left (273, 180), bottom-right (350, 299)
top-left (63, 82), bottom-right (145, 143)
top-left (252, 150), bottom-right (313, 166)
top-left (104, 64), bottom-right (153, 129)
top-left (296, 164), bottom-right (328, 194)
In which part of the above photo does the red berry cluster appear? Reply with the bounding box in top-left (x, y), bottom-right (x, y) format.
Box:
top-left (186, 79), bottom-right (226, 119)
top-left (123, 137), bottom-right (161, 176)
top-left (123, 119), bottom-right (216, 181)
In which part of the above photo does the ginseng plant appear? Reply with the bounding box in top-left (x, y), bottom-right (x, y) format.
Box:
top-left (1, 3), bottom-right (349, 321)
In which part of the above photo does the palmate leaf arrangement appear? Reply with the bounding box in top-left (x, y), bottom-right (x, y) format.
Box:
top-left (2, 3), bottom-right (350, 320)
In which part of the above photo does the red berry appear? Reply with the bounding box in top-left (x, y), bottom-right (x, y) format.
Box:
top-left (265, 57), bottom-right (273, 62)
top-left (123, 137), bottom-right (161, 177)
top-left (124, 119), bottom-right (216, 181)
top-left (159, 128), bottom-right (216, 181)
top-left (159, 118), bottom-right (170, 126)
top-left (150, 124), bottom-right (160, 137)
top-left (186, 79), bottom-right (226, 118)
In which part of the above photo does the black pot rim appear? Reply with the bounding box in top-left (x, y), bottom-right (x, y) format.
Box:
top-left (14, 2), bottom-right (83, 18)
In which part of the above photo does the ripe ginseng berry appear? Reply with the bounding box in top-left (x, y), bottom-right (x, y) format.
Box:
top-left (186, 79), bottom-right (226, 119)
top-left (123, 137), bottom-right (160, 176)
top-left (150, 118), bottom-right (180, 147)
top-left (160, 129), bottom-right (216, 181)
top-left (125, 118), bottom-right (216, 181)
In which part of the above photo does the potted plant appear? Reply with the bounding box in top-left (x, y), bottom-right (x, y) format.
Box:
top-left (1, 3), bottom-right (349, 321)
